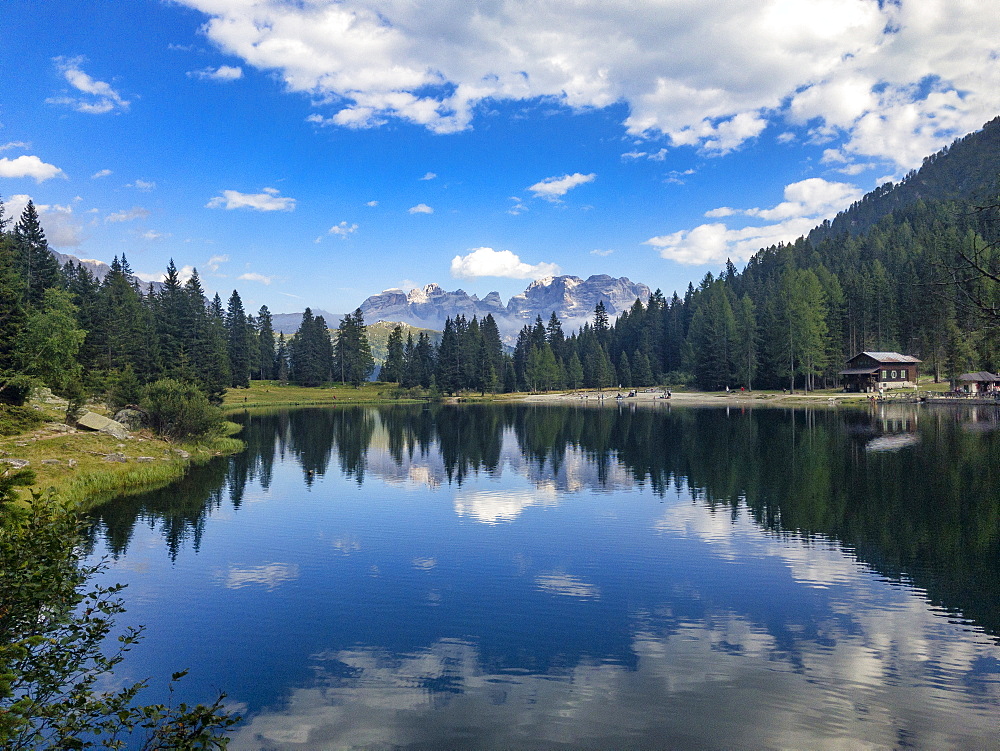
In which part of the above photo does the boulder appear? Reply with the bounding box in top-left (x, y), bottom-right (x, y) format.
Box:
top-left (103, 453), bottom-right (128, 463)
top-left (0, 458), bottom-right (30, 469)
top-left (113, 408), bottom-right (148, 431)
top-left (76, 411), bottom-right (130, 440)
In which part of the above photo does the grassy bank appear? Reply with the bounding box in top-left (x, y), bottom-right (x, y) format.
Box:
top-left (221, 381), bottom-right (426, 409)
top-left (1, 398), bottom-right (244, 512)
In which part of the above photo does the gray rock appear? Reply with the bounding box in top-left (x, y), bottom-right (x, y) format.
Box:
top-left (173, 449), bottom-right (191, 459)
top-left (135, 456), bottom-right (155, 463)
top-left (103, 453), bottom-right (128, 463)
top-left (67, 459), bottom-right (77, 468)
top-left (41, 459), bottom-right (61, 465)
top-left (0, 458), bottom-right (30, 469)
top-left (113, 408), bottom-right (148, 431)
top-left (76, 411), bottom-right (131, 440)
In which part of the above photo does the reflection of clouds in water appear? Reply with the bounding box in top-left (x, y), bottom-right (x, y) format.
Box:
top-left (656, 500), bottom-right (866, 588)
top-left (218, 562), bottom-right (300, 590)
top-left (866, 433), bottom-right (920, 452)
top-left (453, 484), bottom-right (559, 524)
top-left (228, 600), bottom-right (1000, 750)
top-left (331, 537), bottom-right (361, 555)
top-left (534, 571), bottom-right (600, 600)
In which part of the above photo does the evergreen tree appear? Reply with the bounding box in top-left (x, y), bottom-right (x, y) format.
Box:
top-left (256, 305), bottom-right (276, 380)
top-left (334, 309), bottom-right (373, 386)
top-left (12, 200), bottom-right (60, 307)
top-left (225, 289), bottom-right (252, 388)
top-left (381, 325), bottom-right (405, 383)
top-left (0, 198), bottom-right (26, 377)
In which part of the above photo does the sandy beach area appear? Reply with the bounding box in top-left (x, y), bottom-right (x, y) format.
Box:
top-left (518, 388), bottom-right (871, 407)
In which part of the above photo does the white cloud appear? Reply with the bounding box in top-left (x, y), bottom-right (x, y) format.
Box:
top-left (365, 200), bottom-right (379, 207)
top-left (0, 155), bottom-right (65, 183)
top-left (188, 65), bottom-right (244, 82)
top-left (238, 271), bottom-right (274, 284)
top-left (91, 168), bottom-right (112, 179)
top-left (419, 171), bottom-right (437, 180)
top-left (128, 179), bottom-right (156, 191)
top-left (622, 148), bottom-right (668, 161)
top-left (590, 248), bottom-right (615, 257)
top-left (508, 197), bottom-right (527, 215)
top-left (105, 207), bottom-right (150, 223)
top-left (175, 0), bottom-right (1000, 169)
top-left (527, 172), bottom-right (596, 201)
top-left (450, 247), bottom-right (560, 280)
top-left (6, 194), bottom-right (83, 247)
top-left (207, 187), bottom-right (296, 211)
top-left (49, 56), bottom-right (129, 114)
top-left (206, 254), bottom-right (229, 272)
top-left (328, 220), bottom-right (358, 237)
top-left (408, 203), bottom-right (433, 214)
top-left (645, 177), bottom-right (864, 265)
top-left (0, 142), bottom-right (29, 152)
top-left (141, 230), bottom-right (171, 241)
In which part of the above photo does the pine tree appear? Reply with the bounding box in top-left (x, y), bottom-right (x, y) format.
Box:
top-left (0, 198), bottom-right (26, 376)
top-left (12, 200), bottom-right (61, 308)
top-left (256, 305), bottom-right (276, 380)
top-left (225, 289), bottom-right (252, 388)
top-left (381, 325), bottom-right (405, 383)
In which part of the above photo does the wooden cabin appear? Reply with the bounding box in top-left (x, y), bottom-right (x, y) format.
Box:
top-left (957, 371), bottom-right (1000, 394)
top-left (840, 352), bottom-right (921, 393)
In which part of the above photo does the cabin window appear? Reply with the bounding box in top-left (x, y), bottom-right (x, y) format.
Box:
top-left (882, 370), bottom-right (888, 380)
top-left (891, 370), bottom-right (897, 379)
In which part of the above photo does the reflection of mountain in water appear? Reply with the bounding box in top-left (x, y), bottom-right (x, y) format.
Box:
top-left (86, 403), bottom-right (1000, 638)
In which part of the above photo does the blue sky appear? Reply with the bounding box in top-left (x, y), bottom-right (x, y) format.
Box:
top-left (3, 0), bottom-right (999, 315)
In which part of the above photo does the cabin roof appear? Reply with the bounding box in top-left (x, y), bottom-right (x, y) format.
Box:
top-left (958, 371), bottom-right (1000, 382)
top-left (853, 351), bottom-right (922, 364)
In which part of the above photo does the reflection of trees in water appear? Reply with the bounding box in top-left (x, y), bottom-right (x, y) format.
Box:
top-left (86, 404), bottom-right (1000, 636)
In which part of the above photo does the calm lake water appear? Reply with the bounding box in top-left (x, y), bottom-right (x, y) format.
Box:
top-left (85, 403), bottom-right (1000, 750)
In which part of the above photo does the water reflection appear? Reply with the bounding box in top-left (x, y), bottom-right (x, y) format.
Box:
top-left (83, 403), bottom-right (1000, 749)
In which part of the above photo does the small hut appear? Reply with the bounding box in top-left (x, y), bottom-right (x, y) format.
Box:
top-left (957, 371), bottom-right (1000, 394)
top-left (840, 352), bottom-right (921, 393)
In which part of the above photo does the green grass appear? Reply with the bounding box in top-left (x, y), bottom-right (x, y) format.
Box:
top-left (222, 381), bottom-right (429, 409)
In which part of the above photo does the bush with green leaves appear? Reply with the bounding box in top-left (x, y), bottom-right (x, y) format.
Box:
top-left (140, 379), bottom-right (224, 441)
top-left (0, 491), bottom-right (239, 748)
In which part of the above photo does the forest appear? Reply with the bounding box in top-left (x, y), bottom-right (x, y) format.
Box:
top-left (2, 117), bottom-right (1000, 408)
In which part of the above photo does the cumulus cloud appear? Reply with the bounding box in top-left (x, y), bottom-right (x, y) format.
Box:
top-left (128, 179), bottom-right (156, 191)
top-left (6, 194), bottom-right (83, 247)
top-left (207, 187), bottom-right (296, 211)
top-left (328, 220), bottom-right (358, 237)
top-left (105, 206), bottom-right (150, 223)
top-left (173, 0), bottom-right (1000, 169)
top-left (408, 203), bottom-right (433, 214)
top-left (91, 169), bottom-right (112, 179)
top-left (527, 173), bottom-right (596, 201)
top-left (365, 200), bottom-right (379, 207)
top-left (645, 178), bottom-right (863, 265)
top-left (48, 56), bottom-right (129, 114)
top-left (419, 172), bottom-right (437, 181)
top-left (188, 65), bottom-right (244, 82)
top-left (238, 271), bottom-right (274, 284)
top-left (205, 254), bottom-right (229, 272)
top-left (450, 247), bottom-right (559, 280)
top-left (0, 155), bottom-right (65, 183)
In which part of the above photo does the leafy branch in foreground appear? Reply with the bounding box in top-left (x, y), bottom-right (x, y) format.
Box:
top-left (0, 489), bottom-right (240, 749)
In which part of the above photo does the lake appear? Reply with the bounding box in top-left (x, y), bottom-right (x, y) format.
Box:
top-left (85, 403), bottom-right (1000, 750)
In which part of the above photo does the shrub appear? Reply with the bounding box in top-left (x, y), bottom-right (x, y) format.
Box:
top-left (0, 374), bottom-right (37, 407)
top-left (141, 379), bottom-right (223, 441)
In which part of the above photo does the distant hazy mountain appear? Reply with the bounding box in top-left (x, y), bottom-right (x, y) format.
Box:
top-left (51, 250), bottom-right (166, 294)
top-left (359, 274), bottom-right (651, 338)
top-left (271, 310), bottom-right (343, 336)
